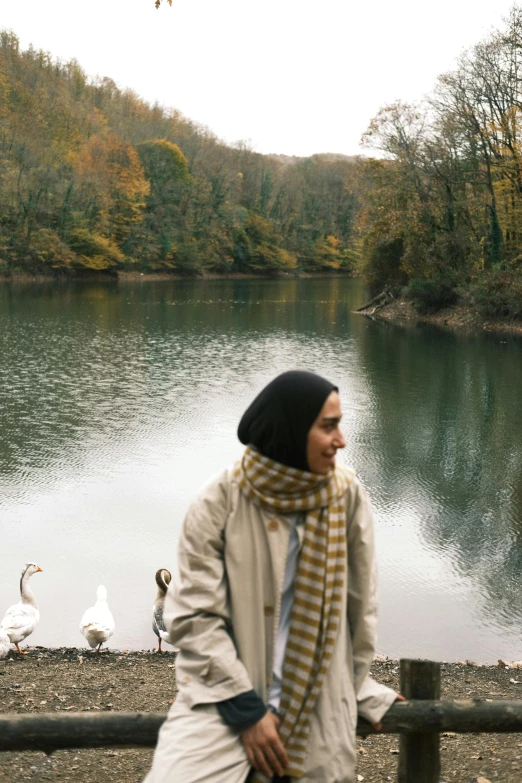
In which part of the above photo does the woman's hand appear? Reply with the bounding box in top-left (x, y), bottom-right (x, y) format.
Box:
top-left (240, 711), bottom-right (288, 778)
top-left (373, 692), bottom-right (406, 731)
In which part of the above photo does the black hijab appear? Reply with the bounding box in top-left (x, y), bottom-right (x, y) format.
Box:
top-left (237, 370), bottom-right (338, 471)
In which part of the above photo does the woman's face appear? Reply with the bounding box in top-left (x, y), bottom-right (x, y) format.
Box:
top-left (306, 391), bottom-right (346, 474)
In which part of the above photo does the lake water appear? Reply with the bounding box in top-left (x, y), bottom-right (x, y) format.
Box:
top-left (1, 277), bottom-right (522, 662)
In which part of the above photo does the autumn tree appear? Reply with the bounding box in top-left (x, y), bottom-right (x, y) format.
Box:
top-left (133, 139), bottom-right (193, 269)
top-left (0, 29), bottom-right (364, 278)
top-left (73, 133), bottom-right (149, 263)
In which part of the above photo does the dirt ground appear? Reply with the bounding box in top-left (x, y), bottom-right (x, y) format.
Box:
top-left (2, 651), bottom-right (522, 782)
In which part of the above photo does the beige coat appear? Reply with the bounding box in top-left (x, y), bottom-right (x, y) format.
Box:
top-left (144, 466), bottom-right (396, 783)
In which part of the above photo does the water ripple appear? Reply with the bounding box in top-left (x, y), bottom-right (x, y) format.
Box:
top-left (1, 279), bottom-right (522, 660)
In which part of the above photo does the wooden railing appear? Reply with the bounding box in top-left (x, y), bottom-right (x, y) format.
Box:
top-left (2, 659), bottom-right (522, 783)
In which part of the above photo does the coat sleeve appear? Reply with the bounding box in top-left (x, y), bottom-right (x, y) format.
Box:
top-left (346, 478), bottom-right (397, 724)
top-left (162, 469), bottom-right (255, 708)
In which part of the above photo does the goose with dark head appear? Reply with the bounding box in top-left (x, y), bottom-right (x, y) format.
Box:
top-left (152, 568), bottom-right (174, 653)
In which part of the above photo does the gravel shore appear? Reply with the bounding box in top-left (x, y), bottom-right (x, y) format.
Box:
top-left (1, 649), bottom-right (522, 783)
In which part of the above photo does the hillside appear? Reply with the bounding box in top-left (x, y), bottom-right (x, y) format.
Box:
top-left (0, 31), bottom-right (361, 278)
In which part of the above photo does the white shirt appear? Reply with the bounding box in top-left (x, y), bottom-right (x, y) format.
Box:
top-left (268, 513), bottom-right (302, 712)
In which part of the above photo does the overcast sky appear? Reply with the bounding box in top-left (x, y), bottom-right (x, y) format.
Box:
top-left (0, 1), bottom-right (518, 157)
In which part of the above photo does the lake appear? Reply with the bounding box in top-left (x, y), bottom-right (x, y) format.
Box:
top-left (1, 277), bottom-right (522, 662)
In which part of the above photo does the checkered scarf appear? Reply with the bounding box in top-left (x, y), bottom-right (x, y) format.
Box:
top-left (236, 446), bottom-right (353, 779)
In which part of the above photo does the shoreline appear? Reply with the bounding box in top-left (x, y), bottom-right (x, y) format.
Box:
top-left (2, 650), bottom-right (522, 782)
top-left (358, 296), bottom-right (522, 337)
top-left (0, 270), bottom-right (356, 285)
top-left (2, 645), bottom-right (521, 664)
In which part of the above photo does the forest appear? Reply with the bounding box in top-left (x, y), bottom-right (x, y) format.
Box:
top-left (0, 30), bottom-right (359, 278)
top-left (358, 6), bottom-right (522, 318)
top-left (4, 7), bottom-right (522, 322)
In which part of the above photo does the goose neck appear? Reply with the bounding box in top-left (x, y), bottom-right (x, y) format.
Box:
top-left (20, 573), bottom-right (37, 607)
top-left (155, 586), bottom-right (167, 601)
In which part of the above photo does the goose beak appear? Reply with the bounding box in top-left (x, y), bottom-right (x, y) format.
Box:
top-left (37, 566), bottom-right (43, 572)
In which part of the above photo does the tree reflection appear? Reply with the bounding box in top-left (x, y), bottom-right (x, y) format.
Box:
top-left (354, 319), bottom-right (522, 629)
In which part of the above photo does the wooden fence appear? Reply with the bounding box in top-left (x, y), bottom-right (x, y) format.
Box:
top-left (3, 659), bottom-right (522, 782)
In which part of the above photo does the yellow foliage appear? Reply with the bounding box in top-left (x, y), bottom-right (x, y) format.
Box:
top-left (77, 254), bottom-right (115, 271)
top-left (326, 235), bottom-right (341, 249)
top-left (244, 213), bottom-right (274, 243)
top-left (67, 228), bottom-right (125, 269)
top-left (29, 229), bottom-right (77, 269)
top-left (278, 248), bottom-right (298, 269)
top-left (0, 71), bottom-right (9, 120)
top-left (75, 134), bottom-right (149, 242)
top-left (313, 235), bottom-right (342, 270)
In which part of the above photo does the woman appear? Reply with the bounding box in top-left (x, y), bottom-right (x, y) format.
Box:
top-left (145, 370), bottom-right (399, 783)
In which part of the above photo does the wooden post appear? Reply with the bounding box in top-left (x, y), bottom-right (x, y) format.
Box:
top-left (398, 659), bottom-right (441, 783)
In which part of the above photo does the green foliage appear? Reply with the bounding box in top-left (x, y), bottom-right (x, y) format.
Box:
top-left (485, 204), bottom-right (503, 270)
top-left (136, 140), bottom-right (190, 185)
top-left (472, 268), bottom-right (522, 319)
top-left (0, 32), bottom-right (361, 279)
top-left (406, 275), bottom-right (459, 315)
top-left (356, 8), bottom-right (522, 318)
top-left (235, 215), bottom-right (297, 273)
top-left (362, 237), bottom-right (408, 296)
top-left (133, 139), bottom-right (193, 271)
top-left (28, 229), bottom-right (77, 270)
top-left (173, 239), bottom-right (203, 275)
top-left (304, 235), bottom-right (355, 272)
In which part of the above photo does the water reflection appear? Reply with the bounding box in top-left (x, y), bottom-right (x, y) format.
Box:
top-left (354, 321), bottom-right (522, 657)
top-left (1, 279), bottom-right (522, 660)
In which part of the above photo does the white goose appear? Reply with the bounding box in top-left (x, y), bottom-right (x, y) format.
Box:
top-left (152, 568), bottom-right (173, 653)
top-left (0, 629), bottom-right (10, 659)
top-left (79, 585), bottom-right (115, 652)
top-left (0, 562), bottom-right (43, 654)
